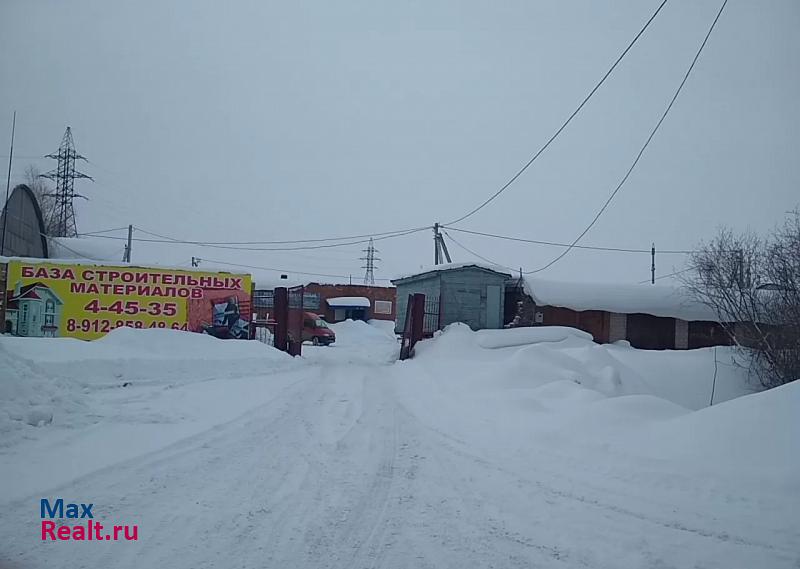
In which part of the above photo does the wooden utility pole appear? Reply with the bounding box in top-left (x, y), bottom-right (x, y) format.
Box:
top-left (651, 243), bottom-right (656, 284)
top-left (122, 224), bottom-right (133, 262)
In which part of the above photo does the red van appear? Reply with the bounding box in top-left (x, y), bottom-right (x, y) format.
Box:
top-left (302, 312), bottom-right (336, 346)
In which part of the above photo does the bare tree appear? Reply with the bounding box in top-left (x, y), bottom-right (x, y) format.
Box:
top-left (682, 211), bottom-right (800, 389)
top-left (23, 165), bottom-right (59, 236)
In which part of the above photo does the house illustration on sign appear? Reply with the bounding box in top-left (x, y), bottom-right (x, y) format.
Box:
top-left (5, 281), bottom-right (64, 337)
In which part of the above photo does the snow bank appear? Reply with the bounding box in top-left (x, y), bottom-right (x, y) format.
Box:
top-left (367, 318), bottom-right (398, 338)
top-left (3, 327), bottom-right (293, 384)
top-left (0, 341), bottom-right (77, 436)
top-left (396, 325), bottom-right (793, 495)
top-left (303, 319), bottom-right (399, 364)
top-left (412, 324), bottom-right (753, 409)
top-left (0, 328), bottom-right (297, 447)
top-left (621, 380), bottom-right (800, 477)
top-left (476, 325), bottom-right (593, 349)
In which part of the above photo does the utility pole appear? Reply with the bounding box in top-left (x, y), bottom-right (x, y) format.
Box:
top-left (651, 243), bottom-right (656, 284)
top-left (41, 127), bottom-right (93, 237)
top-left (433, 223), bottom-right (440, 265)
top-left (191, 256), bottom-right (199, 267)
top-left (360, 237), bottom-right (379, 285)
top-left (1, 111), bottom-right (16, 256)
top-left (439, 232), bottom-right (451, 264)
top-left (122, 224), bottom-right (133, 262)
top-left (432, 223), bottom-right (451, 265)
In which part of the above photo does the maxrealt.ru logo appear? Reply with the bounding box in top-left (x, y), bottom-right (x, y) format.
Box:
top-left (40, 498), bottom-right (138, 541)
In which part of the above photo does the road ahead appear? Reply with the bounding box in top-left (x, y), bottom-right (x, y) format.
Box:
top-left (1, 336), bottom-right (796, 569)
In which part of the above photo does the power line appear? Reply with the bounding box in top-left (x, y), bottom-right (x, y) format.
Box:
top-left (526, 0), bottom-right (729, 275)
top-left (132, 224), bottom-right (429, 246)
top-left (445, 227), bottom-right (698, 284)
top-left (637, 265), bottom-right (695, 284)
top-left (78, 226), bottom-right (130, 236)
top-left (78, 226), bottom-right (427, 252)
top-left (446, 0), bottom-right (670, 226)
top-left (44, 234), bottom-right (102, 260)
top-left (197, 258), bottom-right (394, 282)
top-left (443, 226), bottom-right (694, 254)
top-left (442, 230), bottom-right (519, 273)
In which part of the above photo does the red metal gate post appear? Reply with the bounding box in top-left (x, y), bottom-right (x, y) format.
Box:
top-left (274, 286), bottom-right (289, 352)
top-left (410, 292), bottom-right (425, 349)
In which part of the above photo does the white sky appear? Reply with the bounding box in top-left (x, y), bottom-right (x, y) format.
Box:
top-left (1, 0), bottom-right (798, 284)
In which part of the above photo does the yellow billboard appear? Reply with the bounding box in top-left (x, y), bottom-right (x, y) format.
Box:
top-left (5, 261), bottom-right (252, 340)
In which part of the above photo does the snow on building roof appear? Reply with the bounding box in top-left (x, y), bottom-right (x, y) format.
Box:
top-left (393, 262), bottom-right (513, 282)
top-left (521, 277), bottom-right (719, 322)
top-left (326, 296), bottom-right (371, 308)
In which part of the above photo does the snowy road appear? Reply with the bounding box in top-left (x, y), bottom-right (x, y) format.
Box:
top-left (1, 324), bottom-right (797, 568)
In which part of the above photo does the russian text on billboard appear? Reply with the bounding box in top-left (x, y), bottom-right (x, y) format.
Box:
top-left (5, 261), bottom-right (252, 340)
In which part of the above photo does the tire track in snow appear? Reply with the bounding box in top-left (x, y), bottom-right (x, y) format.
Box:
top-left (392, 400), bottom-right (790, 561)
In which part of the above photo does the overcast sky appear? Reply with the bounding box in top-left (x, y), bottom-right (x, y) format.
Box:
top-left (1, 0), bottom-right (798, 285)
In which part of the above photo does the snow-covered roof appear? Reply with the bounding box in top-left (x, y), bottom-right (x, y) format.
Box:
top-left (522, 277), bottom-right (719, 322)
top-left (393, 262), bottom-right (513, 282)
top-left (326, 296), bottom-right (371, 308)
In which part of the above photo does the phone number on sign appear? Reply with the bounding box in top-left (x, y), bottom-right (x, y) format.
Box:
top-left (66, 319), bottom-right (189, 334)
top-left (84, 300), bottom-right (178, 317)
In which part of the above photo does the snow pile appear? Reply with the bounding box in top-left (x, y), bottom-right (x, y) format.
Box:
top-left (4, 327), bottom-right (294, 388)
top-left (411, 323), bottom-right (753, 409)
top-left (395, 324), bottom-right (797, 521)
top-left (0, 328), bottom-right (298, 447)
top-left (475, 325), bottom-right (593, 349)
top-left (621, 380), bottom-right (800, 478)
top-left (0, 341), bottom-right (78, 436)
top-left (366, 318), bottom-right (397, 338)
top-left (303, 319), bottom-right (399, 364)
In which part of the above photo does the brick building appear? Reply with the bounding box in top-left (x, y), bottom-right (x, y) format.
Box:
top-left (252, 282), bottom-right (396, 324)
top-left (505, 277), bottom-right (732, 350)
top-left (303, 283), bottom-right (396, 323)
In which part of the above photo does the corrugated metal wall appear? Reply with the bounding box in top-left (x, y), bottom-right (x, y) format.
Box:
top-left (395, 267), bottom-right (509, 332)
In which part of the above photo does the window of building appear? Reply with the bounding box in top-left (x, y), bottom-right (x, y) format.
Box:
top-left (44, 300), bottom-right (55, 326)
top-left (374, 300), bottom-right (392, 315)
top-left (303, 293), bottom-right (320, 310)
top-left (252, 290), bottom-right (274, 308)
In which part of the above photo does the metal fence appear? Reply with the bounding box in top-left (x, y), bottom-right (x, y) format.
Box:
top-left (423, 295), bottom-right (440, 337)
top-left (252, 286), bottom-right (305, 355)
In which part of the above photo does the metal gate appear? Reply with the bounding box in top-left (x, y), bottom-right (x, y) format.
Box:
top-left (400, 293), bottom-right (428, 360)
top-left (287, 285), bottom-right (305, 356)
top-left (252, 289), bottom-right (276, 346)
top-left (251, 285), bottom-right (304, 356)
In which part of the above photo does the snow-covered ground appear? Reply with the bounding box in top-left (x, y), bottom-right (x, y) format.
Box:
top-left (1, 322), bottom-right (797, 568)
